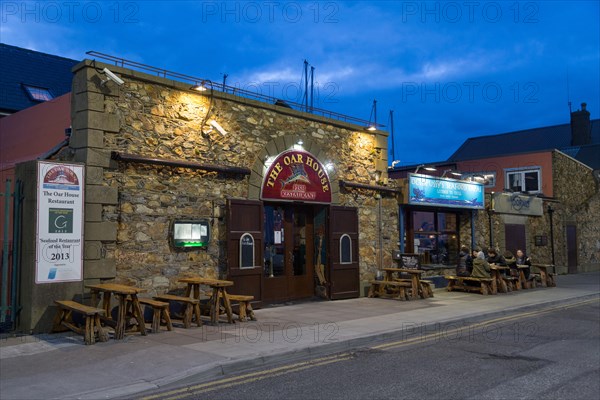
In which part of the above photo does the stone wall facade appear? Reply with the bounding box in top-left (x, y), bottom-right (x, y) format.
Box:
top-left (552, 151), bottom-right (600, 272)
top-left (456, 152), bottom-right (600, 273)
top-left (66, 60), bottom-right (398, 297)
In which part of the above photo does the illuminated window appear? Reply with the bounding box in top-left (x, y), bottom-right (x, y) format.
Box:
top-left (22, 85), bottom-right (54, 102)
top-left (505, 167), bottom-right (541, 193)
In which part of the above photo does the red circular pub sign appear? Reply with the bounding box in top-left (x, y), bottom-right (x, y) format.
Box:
top-left (261, 150), bottom-right (332, 203)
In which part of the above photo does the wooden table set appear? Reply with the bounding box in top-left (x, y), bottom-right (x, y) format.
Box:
top-left (368, 268), bottom-right (432, 300)
top-left (178, 277), bottom-right (235, 324)
top-left (86, 283), bottom-right (148, 340)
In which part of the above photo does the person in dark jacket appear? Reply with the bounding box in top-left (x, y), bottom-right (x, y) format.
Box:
top-left (456, 245), bottom-right (472, 277)
top-left (515, 249), bottom-right (532, 278)
top-left (503, 250), bottom-right (518, 277)
top-left (486, 248), bottom-right (504, 265)
top-left (471, 248), bottom-right (491, 278)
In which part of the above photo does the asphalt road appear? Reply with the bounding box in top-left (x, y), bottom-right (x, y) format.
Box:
top-left (139, 299), bottom-right (600, 400)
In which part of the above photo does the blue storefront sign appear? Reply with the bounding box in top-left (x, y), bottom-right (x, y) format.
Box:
top-left (408, 174), bottom-right (484, 209)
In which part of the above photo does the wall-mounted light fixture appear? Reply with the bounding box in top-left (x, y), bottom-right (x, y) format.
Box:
top-left (391, 160), bottom-right (401, 168)
top-left (366, 99), bottom-right (377, 131)
top-left (442, 169), bottom-right (462, 178)
top-left (414, 164), bottom-right (437, 174)
top-left (208, 120), bottom-right (227, 135)
top-left (191, 81), bottom-right (208, 91)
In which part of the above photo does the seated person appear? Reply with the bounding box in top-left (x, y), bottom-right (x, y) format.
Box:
top-left (515, 249), bottom-right (532, 279)
top-left (471, 247), bottom-right (491, 278)
top-left (456, 245), bottom-right (472, 277)
top-left (503, 250), bottom-right (518, 277)
top-left (486, 248), bottom-right (504, 265)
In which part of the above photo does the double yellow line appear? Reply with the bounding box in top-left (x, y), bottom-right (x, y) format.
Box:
top-left (141, 297), bottom-right (598, 400)
top-left (139, 353), bottom-right (354, 400)
top-left (373, 297), bottom-right (599, 351)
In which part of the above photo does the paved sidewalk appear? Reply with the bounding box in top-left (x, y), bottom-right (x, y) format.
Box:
top-left (1, 272), bottom-right (598, 400)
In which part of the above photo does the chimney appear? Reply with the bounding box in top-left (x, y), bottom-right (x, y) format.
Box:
top-left (570, 102), bottom-right (591, 146)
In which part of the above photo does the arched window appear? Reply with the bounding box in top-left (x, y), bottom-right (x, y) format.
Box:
top-left (340, 234), bottom-right (352, 264)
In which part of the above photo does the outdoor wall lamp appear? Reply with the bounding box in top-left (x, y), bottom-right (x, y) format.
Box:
top-left (191, 80), bottom-right (208, 91)
top-left (366, 99), bottom-right (377, 131)
top-left (414, 164), bottom-right (437, 174)
top-left (442, 169), bottom-right (462, 178)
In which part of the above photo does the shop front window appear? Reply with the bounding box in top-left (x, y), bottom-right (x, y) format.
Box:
top-left (408, 210), bottom-right (460, 266)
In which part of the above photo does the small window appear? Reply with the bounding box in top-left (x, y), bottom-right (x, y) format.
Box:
top-left (340, 234), bottom-right (352, 264)
top-left (505, 168), bottom-right (541, 193)
top-left (22, 85), bottom-right (54, 102)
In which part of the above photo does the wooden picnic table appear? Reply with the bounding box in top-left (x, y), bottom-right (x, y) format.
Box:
top-left (178, 277), bottom-right (235, 324)
top-left (86, 283), bottom-right (147, 340)
top-left (383, 267), bottom-right (426, 300)
top-left (489, 264), bottom-right (509, 293)
top-left (517, 265), bottom-right (533, 289)
top-left (532, 264), bottom-right (556, 287)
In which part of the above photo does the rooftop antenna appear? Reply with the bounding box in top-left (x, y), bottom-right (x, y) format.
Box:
top-left (567, 66), bottom-right (572, 114)
top-left (389, 110), bottom-right (396, 161)
top-left (222, 73), bottom-right (228, 93)
top-left (304, 60), bottom-right (309, 112)
top-left (310, 65), bottom-right (315, 112)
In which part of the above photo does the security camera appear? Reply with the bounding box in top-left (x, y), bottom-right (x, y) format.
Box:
top-left (101, 67), bottom-right (124, 86)
top-left (209, 120), bottom-right (228, 135)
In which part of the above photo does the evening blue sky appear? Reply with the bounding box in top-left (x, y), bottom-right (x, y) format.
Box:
top-left (2, 1), bottom-right (599, 165)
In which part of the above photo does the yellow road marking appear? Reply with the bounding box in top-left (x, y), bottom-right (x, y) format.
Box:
top-left (139, 353), bottom-right (352, 400)
top-left (373, 297), bottom-right (599, 351)
top-left (141, 297), bottom-right (598, 400)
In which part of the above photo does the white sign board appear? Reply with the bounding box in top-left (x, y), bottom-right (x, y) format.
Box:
top-left (36, 162), bottom-right (85, 283)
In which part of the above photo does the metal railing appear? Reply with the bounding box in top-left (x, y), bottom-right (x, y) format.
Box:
top-left (86, 51), bottom-right (385, 129)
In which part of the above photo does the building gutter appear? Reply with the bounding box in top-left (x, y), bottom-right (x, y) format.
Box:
top-left (339, 180), bottom-right (400, 194)
top-left (110, 152), bottom-right (252, 176)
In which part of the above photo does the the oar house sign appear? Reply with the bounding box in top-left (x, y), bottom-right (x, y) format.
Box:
top-left (261, 150), bottom-right (332, 203)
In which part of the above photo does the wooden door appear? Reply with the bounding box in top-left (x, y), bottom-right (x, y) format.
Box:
top-left (505, 224), bottom-right (526, 255)
top-left (566, 224), bottom-right (577, 274)
top-left (329, 206), bottom-right (359, 299)
top-left (263, 205), bottom-right (314, 302)
top-left (227, 199), bottom-right (264, 302)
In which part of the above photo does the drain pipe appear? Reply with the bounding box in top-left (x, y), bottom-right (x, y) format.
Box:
top-left (376, 194), bottom-right (383, 269)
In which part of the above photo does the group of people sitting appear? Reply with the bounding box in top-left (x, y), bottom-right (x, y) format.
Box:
top-left (456, 245), bottom-right (532, 279)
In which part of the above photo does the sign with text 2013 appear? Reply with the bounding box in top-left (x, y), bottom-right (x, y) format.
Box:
top-left (408, 174), bottom-right (484, 209)
top-left (36, 162), bottom-right (85, 283)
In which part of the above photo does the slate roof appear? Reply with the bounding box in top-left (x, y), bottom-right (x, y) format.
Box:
top-left (0, 43), bottom-right (78, 114)
top-left (447, 119), bottom-right (600, 169)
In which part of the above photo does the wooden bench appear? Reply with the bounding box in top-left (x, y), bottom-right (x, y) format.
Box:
top-left (138, 298), bottom-right (173, 332)
top-left (420, 279), bottom-right (434, 298)
top-left (368, 280), bottom-right (412, 300)
top-left (153, 294), bottom-right (201, 328)
top-left (227, 294), bottom-right (257, 322)
top-left (445, 276), bottom-right (494, 295)
top-left (502, 276), bottom-right (521, 291)
top-left (52, 300), bottom-right (108, 345)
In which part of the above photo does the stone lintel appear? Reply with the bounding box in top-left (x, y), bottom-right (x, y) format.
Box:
top-left (73, 110), bottom-right (119, 133)
top-left (86, 184), bottom-right (117, 205)
top-left (70, 129), bottom-right (104, 149)
top-left (84, 221), bottom-right (117, 241)
top-left (83, 259), bottom-right (117, 279)
top-left (84, 241), bottom-right (103, 260)
top-left (85, 203), bottom-right (103, 222)
top-left (73, 148), bottom-right (111, 168)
